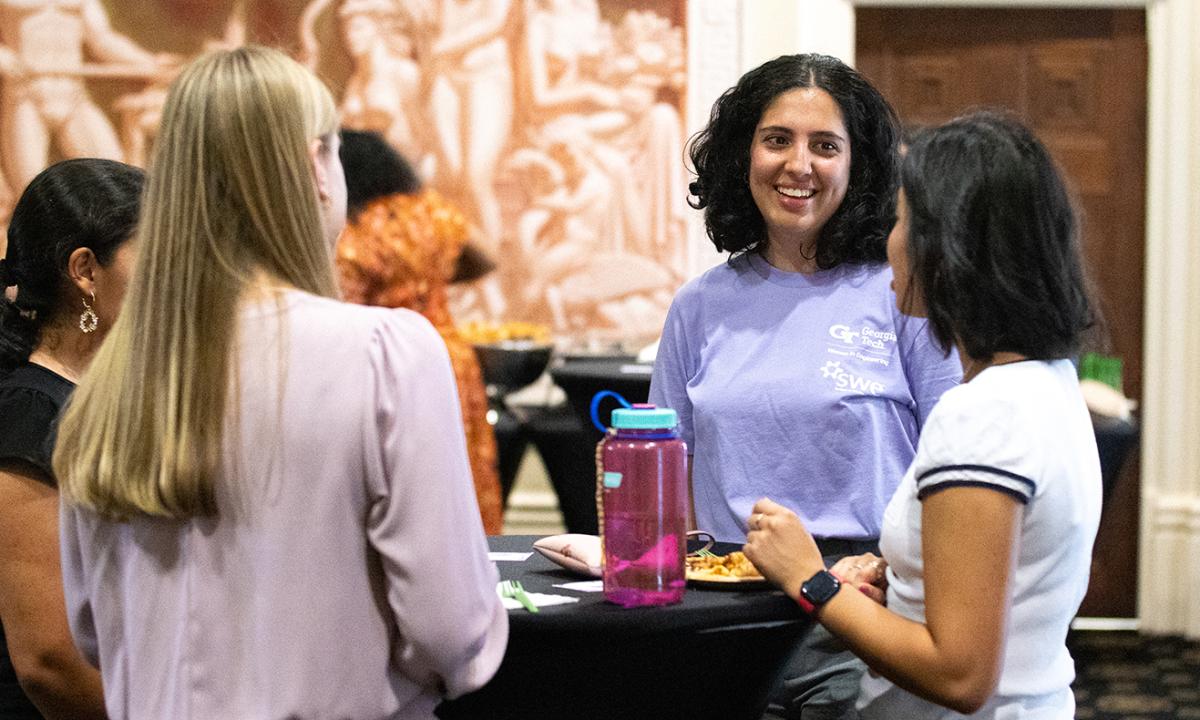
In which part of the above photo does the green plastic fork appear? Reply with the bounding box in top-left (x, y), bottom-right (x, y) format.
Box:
top-left (501, 580), bottom-right (539, 613)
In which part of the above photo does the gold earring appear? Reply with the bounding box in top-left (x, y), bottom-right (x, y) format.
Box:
top-left (79, 292), bottom-right (98, 333)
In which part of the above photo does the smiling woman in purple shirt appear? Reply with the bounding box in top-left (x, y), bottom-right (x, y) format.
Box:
top-left (51, 46), bottom-right (507, 720)
top-left (649, 54), bottom-right (961, 719)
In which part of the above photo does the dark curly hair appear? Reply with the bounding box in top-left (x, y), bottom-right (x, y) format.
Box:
top-left (687, 54), bottom-right (900, 268)
top-left (901, 111), bottom-right (1093, 360)
top-left (0, 158), bottom-right (144, 373)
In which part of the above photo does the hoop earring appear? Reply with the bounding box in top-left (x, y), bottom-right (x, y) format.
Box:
top-left (79, 292), bottom-right (98, 334)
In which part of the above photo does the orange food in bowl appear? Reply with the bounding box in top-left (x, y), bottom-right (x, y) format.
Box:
top-left (459, 320), bottom-right (552, 345)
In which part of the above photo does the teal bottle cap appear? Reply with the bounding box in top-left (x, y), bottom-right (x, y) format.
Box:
top-left (610, 405), bottom-right (677, 430)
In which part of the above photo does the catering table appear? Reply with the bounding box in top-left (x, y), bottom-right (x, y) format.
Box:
top-left (436, 535), bottom-right (809, 720)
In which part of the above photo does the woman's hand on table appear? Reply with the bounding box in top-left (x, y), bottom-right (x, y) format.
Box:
top-left (830, 553), bottom-right (888, 605)
top-left (742, 498), bottom-right (824, 603)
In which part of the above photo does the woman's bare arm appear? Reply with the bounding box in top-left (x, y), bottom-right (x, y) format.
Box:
top-left (0, 465), bottom-right (106, 719)
top-left (746, 488), bottom-right (1021, 714)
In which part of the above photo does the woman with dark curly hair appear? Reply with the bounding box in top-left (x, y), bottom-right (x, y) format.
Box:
top-left (648, 54), bottom-right (961, 719)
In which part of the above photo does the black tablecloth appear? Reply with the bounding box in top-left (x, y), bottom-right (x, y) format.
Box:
top-left (1092, 414), bottom-right (1139, 501)
top-left (436, 535), bottom-right (809, 720)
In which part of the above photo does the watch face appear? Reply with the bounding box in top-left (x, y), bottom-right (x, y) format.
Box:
top-left (801, 570), bottom-right (842, 606)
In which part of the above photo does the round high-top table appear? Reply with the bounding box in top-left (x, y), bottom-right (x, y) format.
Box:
top-left (436, 535), bottom-right (810, 720)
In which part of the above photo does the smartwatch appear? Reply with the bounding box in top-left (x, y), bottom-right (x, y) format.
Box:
top-left (797, 569), bottom-right (842, 614)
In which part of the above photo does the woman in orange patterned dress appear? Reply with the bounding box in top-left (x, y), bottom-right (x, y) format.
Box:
top-left (336, 129), bottom-right (503, 533)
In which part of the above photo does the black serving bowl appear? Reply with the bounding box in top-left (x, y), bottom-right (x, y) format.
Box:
top-left (473, 341), bottom-right (554, 397)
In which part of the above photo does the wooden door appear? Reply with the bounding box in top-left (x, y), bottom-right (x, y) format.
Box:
top-left (857, 8), bottom-right (1147, 617)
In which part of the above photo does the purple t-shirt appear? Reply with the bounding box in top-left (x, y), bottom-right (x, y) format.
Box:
top-left (649, 253), bottom-right (962, 542)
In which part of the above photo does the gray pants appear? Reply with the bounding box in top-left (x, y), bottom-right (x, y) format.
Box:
top-left (761, 538), bottom-right (879, 720)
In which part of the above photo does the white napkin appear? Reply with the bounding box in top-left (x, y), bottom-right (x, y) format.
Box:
top-left (489, 551), bottom-right (533, 562)
top-left (554, 580), bottom-right (604, 593)
top-left (496, 589), bottom-right (581, 610)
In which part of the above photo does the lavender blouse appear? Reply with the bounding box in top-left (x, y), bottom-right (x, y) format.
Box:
top-left (59, 291), bottom-right (507, 719)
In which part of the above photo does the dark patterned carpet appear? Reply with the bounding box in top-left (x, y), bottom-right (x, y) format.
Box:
top-left (1070, 631), bottom-right (1200, 719)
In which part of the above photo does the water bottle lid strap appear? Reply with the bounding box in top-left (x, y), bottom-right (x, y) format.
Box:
top-left (590, 390), bottom-right (632, 432)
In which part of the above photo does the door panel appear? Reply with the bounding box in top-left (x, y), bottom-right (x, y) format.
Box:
top-left (858, 8), bottom-right (1147, 617)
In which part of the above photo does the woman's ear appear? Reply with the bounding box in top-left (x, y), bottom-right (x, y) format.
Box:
top-left (310, 137), bottom-right (331, 204)
top-left (66, 247), bottom-right (99, 296)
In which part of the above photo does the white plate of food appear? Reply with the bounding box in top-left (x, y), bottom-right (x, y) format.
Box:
top-left (686, 550), bottom-right (770, 589)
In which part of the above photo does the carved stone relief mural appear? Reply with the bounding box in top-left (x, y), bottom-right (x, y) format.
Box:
top-left (0, 0), bottom-right (688, 350)
top-left (0, 0), bottom-right (163, 221)
top-left (0, 0), bottom-right (245, 244)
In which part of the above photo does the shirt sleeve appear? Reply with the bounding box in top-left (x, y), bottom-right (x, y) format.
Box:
top-left (0, 388), bottom-right (61, 481)
top-left (912, 387), bottom-right (1038, 504)
top-left (361, 310), bottom-right (508, 698)
top-left (896, 312), bottom-right (963, 429)
top-left (648, 291), bottom-right (697, 450)
top-left (58, 500), bottom-right (100, 667)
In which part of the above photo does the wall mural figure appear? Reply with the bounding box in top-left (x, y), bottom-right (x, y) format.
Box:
top-left (301, 0), bottom-right (432, 174)
top-left (423, 0), bottom-right (515, 252)
top-left (303, 0), bottom-right (686, 346)
top-left (0, 0), bottom-right (172, 199)
top-left (0, 0), bottom-right (687, 347)
top-left (496, 0), bottom-right (685, 342)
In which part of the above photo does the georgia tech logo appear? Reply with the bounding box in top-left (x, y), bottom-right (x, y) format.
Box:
top-left (828, 324), bottom-right (860, 344)
top-left (829, 323), bottom-right (898, 350)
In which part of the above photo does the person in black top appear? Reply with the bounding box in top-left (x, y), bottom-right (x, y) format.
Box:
top-left (0, 158), bottom-right (144, 719)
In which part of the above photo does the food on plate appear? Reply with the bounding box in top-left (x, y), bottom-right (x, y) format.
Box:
top-left (459, 320), bottom-right (552, 345)
top-left (686, 551), bottom-right (765, 582)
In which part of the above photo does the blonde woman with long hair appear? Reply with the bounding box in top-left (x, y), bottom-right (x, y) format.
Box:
top-left (53, 46), bottom-right (507, 719)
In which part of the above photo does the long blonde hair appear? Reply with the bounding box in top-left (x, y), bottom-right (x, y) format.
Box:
top-left (54, 46), bottom-right (338, 519)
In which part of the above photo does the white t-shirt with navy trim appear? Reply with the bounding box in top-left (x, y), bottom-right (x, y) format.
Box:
top-left (859, 359), bottom-right (1103, 719)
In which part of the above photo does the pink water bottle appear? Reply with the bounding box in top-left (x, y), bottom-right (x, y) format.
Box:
top-left (599, 404), bottom-right (688, 607)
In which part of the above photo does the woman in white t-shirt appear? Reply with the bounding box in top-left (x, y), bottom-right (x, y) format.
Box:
top-left (744, 111), bottom-right (1102, 719)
